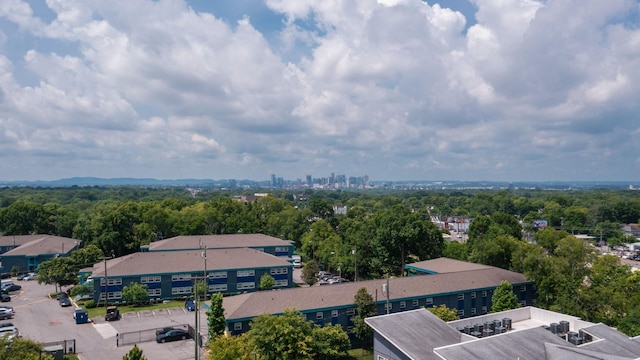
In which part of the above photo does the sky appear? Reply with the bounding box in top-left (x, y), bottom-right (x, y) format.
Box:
top-left (0, 0), bottom-right (639, 182)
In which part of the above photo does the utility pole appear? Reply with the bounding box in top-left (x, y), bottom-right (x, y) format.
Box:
top-left (352, 247), bottom-right (357, 282)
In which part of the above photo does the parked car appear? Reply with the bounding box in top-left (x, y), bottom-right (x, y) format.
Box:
top-left (184, 299), bottom-right (195, 311)
top-left (1, 284), bottom-right (21, 293)
top-left (22, 274), bottom-right (37, 281)
top-left (0, 325), bottom-right (18, 340)
top-left (156, 327), bottom-right (177, 336)
top-left (56, 292), bottom-right (68, 300)
top-left (16, 274), bottom-right (27, 281)
top-left (105, 306), bottom-right (120, 321)
top-left (59, 297), bottom-right (72, 307)
top-left (1, 294), bottom-right (10, 302)
top-left (0, 274), bottom-right (10, 280)
top-left (0, 309), bottom-right (13, 320)
top-left (156, 328), bottom-right (189, 343)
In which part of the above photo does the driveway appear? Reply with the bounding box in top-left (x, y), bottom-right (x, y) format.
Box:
top-left (9, 279), bottom-right (207, 359)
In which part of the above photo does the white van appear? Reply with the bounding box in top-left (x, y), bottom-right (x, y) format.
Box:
top-left (0, 280), bottom-right (13, 288)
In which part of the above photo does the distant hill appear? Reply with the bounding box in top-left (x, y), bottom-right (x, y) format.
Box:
top-left (0, 177), bottom-right (224, 187)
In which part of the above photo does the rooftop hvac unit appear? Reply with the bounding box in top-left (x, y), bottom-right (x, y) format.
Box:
top-left (470, 330), bottom-right (482, 338)
top-left (569, 335), bottom-right (583, 345)
top-left (482, 329), bottom-right (494, 337)
top-left (492, 319), bottom-right (502, 330)
top-left (502, 318), bottom-right (512, 330)
top-left (495, 326), bottom-right (506, 334)
top-left (559, 320), bottom-right (570, 334)
top-left (474, 323), bottom-right (481, 333)
top-left (463, 325), bottom-right (471, 334)
top-left (550, 323), bottom-right (559, 334)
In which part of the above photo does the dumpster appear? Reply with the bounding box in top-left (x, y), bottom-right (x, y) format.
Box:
top-left (43, 345), bottom-right (64, 360)
top-left (74, 308), bottom-right (88, 324)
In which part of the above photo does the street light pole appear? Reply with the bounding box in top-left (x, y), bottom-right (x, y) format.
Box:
top-left (352, 247), bottom-right (357, 282)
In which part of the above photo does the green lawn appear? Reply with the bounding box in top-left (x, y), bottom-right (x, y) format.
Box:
top-left (348, 348), bottom-right (373, 359)
top-left (81, 300), bottom-right (187, 319)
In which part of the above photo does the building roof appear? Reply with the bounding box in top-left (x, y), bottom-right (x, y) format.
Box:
top-left (368, 306), bottom-right (640, 360)
top-left (224, 264), bottom-right (531, 320)
top-left (1, 236), bottom-right (80, 256)
top-left (366, 309), bottom-right (463, 360)
top-left (0, 235), bottom-right (57, 248)
top-left (144, 234), bottom-right (293, 251)
top-left (89, 248), bottom-right (292, 278)
top-left (405, 257), bottom-right (492, 273)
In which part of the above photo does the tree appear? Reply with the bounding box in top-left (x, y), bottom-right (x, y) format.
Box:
top-left (259, 273), bottom-right (275, 290)
top-left (122, 344), bottom-right (147, 360)
top-left (491, 280), bottom-right (520, 312)
top-left (0, 336), bottom-right (53, 360)
top-left (427, 304), bottom-right (459, 321)
top-left (70, 244), bottom-right (104, 268)
top-left (302, 260), bottom-right (319, 286)
top-left (36, 257), bottom-right (78, 292)
top-left (311, 324), bottom-right (351, 360)
top-left (70, 283), bottom-right (93, 298)
top-left (122, 282), bottom-right (148, 305)
top-left (351, 288), bottom-right (377, 345)
top-left (247, 309), bottom-right (315, 360)
top-left (207, 334), bottom-right (253, 360)
top-left (207, 292), bottom-right (226, 339)
top-left (470, 235), bottom-right (520, 269)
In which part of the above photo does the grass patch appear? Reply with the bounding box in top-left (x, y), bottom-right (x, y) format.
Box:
top-left (83, 300), bottom-right (187, 319)
top-left (347, 348), bottom-right (373, 359)
top-left (64, 354), bottom-right (80, 360)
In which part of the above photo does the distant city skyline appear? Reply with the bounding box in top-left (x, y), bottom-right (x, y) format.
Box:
top-left (1, 1), bottom-right (639, 182)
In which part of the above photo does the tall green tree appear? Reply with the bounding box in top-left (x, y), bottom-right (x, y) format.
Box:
top-left (36, 257), bottom-right (78, 292)
top-left (206, 334), bottom-right (252, 360)
top-left (427, 304), bottom-right (459, 321)
top-left (122, 282), bottom-right (148, 305)
top-left (311, 324), bottom-right (351, 360)
top-left (259, 274), bottom-right (275, 290)
top-left (491, 280), bottom-right (520, 312)
top-left (207, 292), bottom-right (226, 339)
top-left (302, 260), bottom-right (319, 286)
top-left (0, 337), bottom-right (53, 360)
top-left (247, 309), bottom-right (315, 360)
top-left (351, 288), bottom-right (377, 345)
top-left (122, 344), bottom-right (147, 360)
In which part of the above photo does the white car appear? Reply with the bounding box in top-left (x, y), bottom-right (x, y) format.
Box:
top-left (0, 326), bottom-right (19, 340)
top-left (22, 274), bottom-right (37, 281)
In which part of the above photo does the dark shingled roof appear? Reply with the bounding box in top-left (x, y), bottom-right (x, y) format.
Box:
top-left (146, 234), bottom-right (293, 251)
top-left (0, 235), bottom-right (50, 247)
top-left (224, 265), bottom-right (530, 320)
top-left (406, 257), bottom-right (492, 273)
top-left (1, 236), bottom-right (80, 256)
top-left (580, 323), bottom-right (640, 358)
top-left (90, 248), bottom-right (292, 277)
top-left (366, 309), bottom-right (463, 360)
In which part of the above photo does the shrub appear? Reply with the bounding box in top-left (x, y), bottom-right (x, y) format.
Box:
top-left (84, 300), bottom-right (97, 308)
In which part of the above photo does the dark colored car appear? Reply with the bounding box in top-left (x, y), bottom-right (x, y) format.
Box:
top-left (16, 274), bottom-right (27, 281)
top-left (156, 329), bottom-right (190, 343)
top-left (1, 284), bottom-right (21, 293)
top-left (105, 306), bottom-right (120, 321)
top-left (56, 292), bottom-right (68, 300)
top-left (156, 327), bottom-right (176, 336)
top-left (1, 294), bottom-right (9, 302)
top-left (184, 299), bottom-right (195, 311)
top-left (59, 297), bottom-right (72, 307)
top-left (0, 274), bottom-right (10, 280)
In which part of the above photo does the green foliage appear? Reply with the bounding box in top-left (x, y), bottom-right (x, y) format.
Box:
top-left (36, 257), bottom-right (79, 290)
top-left (470, 235), bottom-right (521, 270)
top-left (122, 344), bottom-right (147, 360)
top-left (0, 336), bottom-right (53, 360)
top-left (10, 266), bottom-right (20, 277)
top-left (122, 282), bottom-right (148, 305)
top-left (207, 334), bottom-right (253, 360)
top-left (351, 288), bottom-right (377, 343)
top-left (247, 309), bottom-right (315, 360)
top-left (70, 283), bottom-right (93, 297)
top-left (207, 293), bottom-right (226, 339)
top-left (427, 304), bottom-right (459, 321)
top-left (70, 244), bottom-right (104, 267)
top-left (443, 241), bottom-right (468, 261)
top-left (259, 274), bottom-right (275, 290)
top-left (311, 324), bottom-right (351, 360)
top-left (491, 280), bottom-right (520, 312)
top-left (302, 260), bottom-right (319, 286)
top-left (84, 299), bottom-right (97, 308)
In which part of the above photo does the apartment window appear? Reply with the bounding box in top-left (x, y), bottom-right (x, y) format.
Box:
top-left (385, 303), bottom-right (392, 311)
top-left (237, 282), bottom-right (255, 290)
top-left (171, 274), bottom-right (191, 281)
top-left (209, 272), bottom-right (227, 279)
top-left (482, 291), bottom-right (487, 297)
top-left (234, 323), bottom-right (242, 331)
top-left (471, 292), bottom-right (476, 299)
top-left (209, 284), bottom-right (228, 292)
top-left (400, 301), bottom-right (406, 309)
top-left (274, 279), bottom-right (288, 287)
top-left (457, 294), bottom-right (465, 300)
top-left (141, 275), bottom-right (161, 283)
top-left (101, 278), bottom-right (122, 286)
top-left (331, 310), bottom-right (339, 318)
top-left (275, 247), bottom-right (289, 253)
top-left (412, 299), bottom-right (419, 307)
top-left (347, 308), bottom-right (355, 316)
top-left (426, 297), bottom-right (433, 305)
top-left (482, 306), bottom-right (487, 313)
top-left (521, 300), bottom-right (527, 307)
top-left (171, 286), bottom-right (192, 295)
top-left (316, 312), bottom-right (323, 320)
top-left (471, 308), bottom-right (477, 315)
top-left (147, 288), bottom-right (161, 297)
top-left (457, 309), bottom-right (464, 317)
top-left (237, 270), bottom-right (255, 277)
top-left (377, 356), bottom-right (390, 360)
top-left (520, 285), bottom-right (526, 292)
top-left (270, 268), bottom-right (288, 275)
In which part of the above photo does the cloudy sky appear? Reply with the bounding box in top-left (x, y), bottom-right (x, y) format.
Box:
top-left (1, 0), bottom-right (639, 182)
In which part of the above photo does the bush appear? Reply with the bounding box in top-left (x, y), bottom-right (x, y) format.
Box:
top-left (84, 300), bottom-right (97, 308)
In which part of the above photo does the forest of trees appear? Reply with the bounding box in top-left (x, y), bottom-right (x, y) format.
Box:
top-left (2, 186), bottom-right (640, 337)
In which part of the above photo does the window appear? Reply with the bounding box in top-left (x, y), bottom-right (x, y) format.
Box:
top-left (521, 300), bottom-right (527, 306)
top-left (385, 303), bottom-right (392, 311)
top-left (171, 287), bottom-right (192, 295)
top-left (378, 356), bottom-right (390, 360)
top-left (274, 279), bottom-right (288, 287)
top-left (471, 308), bottom-right (476, 315)
top-left (270, 268), bottom-right (288, 275)
top-left (331, 310), bottom-right (339, 318)
top-left (457, 309), bottom-right (464, 317)
top-left (237, 270), bottom-right (255, 277)
top-left (275, 247), bottom-right (289, 253)
top-left (171, 274), bottom-right (191, 281)
top-left (100, 291), bottom-right (122, 300)
top-left (234, 323), bottom-right (242, 331)
top-left (457, 294), bottom-right (464, 300)
top-left (471, 292), bottom-right (476, 299)
top-left (100, 278), bottom-right (122, 286)
top-left (209, 272), bottom-right (227, 279)
top-left (400, 301), bottom-right (406, 309)
top-left (209, 284), bottom-right (228, 292)
top-left (141, 275), bottom-right (161, 283)
top-left (520, 285), bottom-right (526, 292)
top-left (426, 298), bottom-right (433, 305)
top-left (482, 291), bottom-right (487, 297)
top-left (237, 282), bottom-right (255, 290)
top-left (482, 306), bottom-right (487, 313)
top-left (347, 308), bottom-right (355, 316)
top-left (147, 288), bottom-right (161, 296)
top-left (316, 312), bottom-right (323, 320)
top-left (412, 299), bottom-right (419, 307)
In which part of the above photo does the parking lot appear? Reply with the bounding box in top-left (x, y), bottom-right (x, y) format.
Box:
top-left (7, 279), bottom-right (207, 359)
